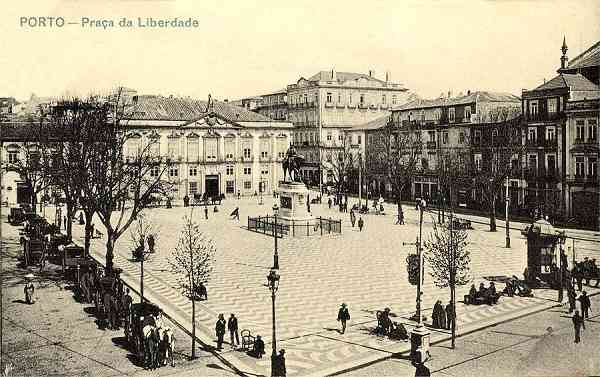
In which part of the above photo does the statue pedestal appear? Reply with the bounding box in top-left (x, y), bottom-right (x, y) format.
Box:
top-left (278, 181), bottom-right (315, 225)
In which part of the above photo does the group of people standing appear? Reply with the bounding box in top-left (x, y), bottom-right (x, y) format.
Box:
top-left (431, 300), bottom-right (455, 330)
top-left (348, 209), bottom-right (364, 231)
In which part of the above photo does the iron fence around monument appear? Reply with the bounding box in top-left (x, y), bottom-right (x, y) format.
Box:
top-left (247, 215), bottom-right (341, 237)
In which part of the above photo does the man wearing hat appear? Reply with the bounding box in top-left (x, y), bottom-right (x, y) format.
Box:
top-left (337, 303), bottom-right (350, 334)
top-left (24, 274), bottom-right (35, 304)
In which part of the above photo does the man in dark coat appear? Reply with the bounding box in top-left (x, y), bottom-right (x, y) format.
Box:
top-left (337, 303), bottom-right (350, 334)
top-left (215, 314), bottom-right (226, 350)
top-left (573, 310), bottom-right (585, 343)
top-left (252, 335), bottom-right (265, 358)
top-left (350, 210), bottom-right (356, 227)
top-left (432, 301), bottom-right (442, 328)
top-left (228, 313), bottom-right (239, 348)
top-left (446, 302), bottom-right (455, 331)
top-left (122, 288), bottom-right (133, 338)
top-left (358, 217), bottom-right (364, 232)
top-left (578, 291), bottom-right (591, 320)
top-left (567, 285), bottom-right (577, 313)
top-left (204, 205), bottom-right (209, 220)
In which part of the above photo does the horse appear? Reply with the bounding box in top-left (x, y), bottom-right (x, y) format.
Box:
top-left (143, 324), bottom-right (160, 370)
top-left (158, 327), bottom-right (175, 367)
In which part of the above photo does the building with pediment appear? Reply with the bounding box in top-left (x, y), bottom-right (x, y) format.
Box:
top-left (1, 93), bottom-right (294, 206)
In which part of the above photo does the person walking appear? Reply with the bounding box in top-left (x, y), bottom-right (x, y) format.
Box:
top-left (24, 274), bottom-right (35, 304)
top-left (237, 191), bottom-right (241, 200)
top-left (573, 310), bottom-right (585, 343)
top-left (357, 217), bottom-right (364, 232)
top-left (337, 303), bottom-right (350, 334)
top-left (279, 349), bottom-right (286, 377)
top-left (446, 302), bottom-right (455, 331)
top-left (215, 314), bottom-right (226, 350)
top-left (122, 288), bottom-right (133, 338)
top-left (328, 197), bottom-right (332, 209)
top-left (228, 313), bottom-right (239, 348)
top-left (350, 209), bottom-right (356, 228)
top-left (578, 291), bottom-right (591, 320)
top-left (204, 205), bottom-right (209, 220)
top-left (567, 285), bottom-right (577, 313)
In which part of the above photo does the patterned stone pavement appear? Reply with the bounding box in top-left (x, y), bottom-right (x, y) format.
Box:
top-left (63, 196), bottom-right (599, 376)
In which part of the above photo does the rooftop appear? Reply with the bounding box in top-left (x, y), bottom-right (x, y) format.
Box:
top-left (349, 113), bottom-right (391, 131)
top-left (307, 71), bottom-right (387, 84)
top-left (565, 40), bottom-right (600, 71)
top-left (393, 91), bottom-right (520, 111)
top-left (530, 73), bottom-right (600, 92)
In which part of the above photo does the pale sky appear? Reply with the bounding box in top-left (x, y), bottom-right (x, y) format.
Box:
top-left (1, 0), bottom-right (599, 102)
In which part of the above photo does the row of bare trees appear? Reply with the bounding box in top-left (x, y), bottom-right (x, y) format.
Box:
top-left (2, 91), bottom-right (171, 270)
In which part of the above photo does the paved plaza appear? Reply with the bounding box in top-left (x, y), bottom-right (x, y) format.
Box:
top-left (59, 194), bottom-right (599, 376)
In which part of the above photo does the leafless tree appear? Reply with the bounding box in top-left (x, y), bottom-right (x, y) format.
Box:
top-left (129, 214), bottom-right (160, 303)
top-left (321, 133), bottom-right (356, 200)
top-left (84, 89), bottom-right (172, 271)
top-left (368, 119), bottom-right (422, 216)
top-left (435, 145), bottom-right (470, 223)
top-left (169, 213), bottom-right (215, 359)
top-left (469, 109), bottom-right (523, 231)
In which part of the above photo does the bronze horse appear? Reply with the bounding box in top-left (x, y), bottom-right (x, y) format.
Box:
top-left (282, 149), bottom-right (305, 182)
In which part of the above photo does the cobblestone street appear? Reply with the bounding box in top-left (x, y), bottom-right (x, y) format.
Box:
top-left (62, 196), bottom-right (599, 376)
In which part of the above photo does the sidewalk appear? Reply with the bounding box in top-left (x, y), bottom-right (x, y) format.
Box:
top-left (0, 217), bottom-right (236, 377)
top-left (342, 293), bottom-right (600, 377)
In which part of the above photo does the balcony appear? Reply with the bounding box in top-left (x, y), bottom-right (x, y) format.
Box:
top-left (567, 175), bottom-right (599, 184)
top-left (324, 101), bottom-right (334, 108)
top-left (240, 156), bottom-right (254, 163)
top-left (358, 103), bottom-right (368, 109)
top-left (426, 141), bottom-right (437, 149)
top-left (335, 103), bottom-right (345, 109)
top-left (525, 112), bottom-right (562, 122)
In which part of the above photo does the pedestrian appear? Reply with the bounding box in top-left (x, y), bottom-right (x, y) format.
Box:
top-left (578, 291), bottom-right (592, 320)
top-left (337, 303), bottom-right (350, 334)
top-left (445, 302), bottom-right (455, 331)
top-left (122, 288), bottom-right (133, 337)
top-left (252, 335), bottom-right (265, 358)
top-left (228, 313), bottom-right (239, 348)
top-left (432, 300), bottom-right (442, 328)
top-left (350, 209), bottom-right (356, 228)
top-left (307, 200), bottom-right (311, 213)
top-left (90, 222), bottom-right (95, 239)
top-left (328, 197), bottom-right (332, 209)
top-left (237, 191), bottom-right (241, 200)
top-left (215, 314), bottom-right (226, 350)
top-left (567, 285), bottom-right (577, 313)
top-left (63, 216), bottom-right (67, 230)
top-left (79, 211), bottom-right (85, 225)
top-left (230, 207), bottom-right (240, 221)
top-left (573, 310), bottom-right (585, 343)
top-left (204, 205), bottom-right (209, 220)
top-left (574, 264), bottom-right (583, 291)
top-left (279, 349), bottom-right (286, 377)
top-left (24, 274), bottom-right (35, 304)
top-left (358, 217), bottom-right (364, 232)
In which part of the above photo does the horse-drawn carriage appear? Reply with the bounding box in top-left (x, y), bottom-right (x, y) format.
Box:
top-left (8, 207), bottom-right (26, 225)
top-left (129, 302), bottom-right (175, 369)
top-left (94, 269), bottom-right (124, 330)
top-left (61, 243), bottom-right (87, 274)
top-left (22, 237), bottom-right (46, 268)
top-left (191, 193), bottom-right (224, 206)
top-left (451, 217), bottom-right (473, 230)
top-left (45, 233), bottom-right (70, 260)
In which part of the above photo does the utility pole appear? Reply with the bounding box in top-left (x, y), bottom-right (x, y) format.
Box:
top-left (358, 152), bottom-right (362, 208)
top-left (449, 188), bottom-right (456, 349)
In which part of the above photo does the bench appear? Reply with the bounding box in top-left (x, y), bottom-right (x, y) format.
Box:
top-left (464, 294), bottom-right (501, 305)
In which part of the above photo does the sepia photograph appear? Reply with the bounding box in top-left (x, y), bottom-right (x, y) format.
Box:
top-left (1, 1), bottom-right (599, 376)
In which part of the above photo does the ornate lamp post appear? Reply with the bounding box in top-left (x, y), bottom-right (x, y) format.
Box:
top-left (411, 198), bottom-right (430, 365)
top-left (272, 204), bottom-right (279, 270)
top-left (267, 269), bottom-right (281, 377)
top-left (505, 175), bottom-right (511, 248)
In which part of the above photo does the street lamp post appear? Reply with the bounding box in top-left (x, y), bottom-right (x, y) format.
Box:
top-left (505, 176), bottom-right (511, 248)
top-left (267, 269), bottom-right (281, 377)
top-left (272, 204), bottom-right (279, 270)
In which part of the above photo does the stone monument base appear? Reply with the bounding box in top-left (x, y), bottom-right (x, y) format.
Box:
top-left (277, 181), bottom-right (315, 225)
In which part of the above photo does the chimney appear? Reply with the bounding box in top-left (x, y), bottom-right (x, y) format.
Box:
top-left (385, 71), bottom-right (390, 82)
top-left (224, 98), bottom-right (228, 102)
top-left (467, 90), bottom-right (471, 96)
top-left (331, 67), bottom-right (337, 81)
top-left (368, 70), bottom-right (375, 78)
top-left (447, 90), bottom-right (452, 98)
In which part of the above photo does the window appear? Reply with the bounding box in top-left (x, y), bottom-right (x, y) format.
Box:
top-left (368, 134), bottom-right (373, 145)
top-left (491, 129), bottom-right (499, 144)
top-left (150, 165), bottom-right (160, 177)
top-left (243, 148), bottom-right (251, 159)
top-left (382, 95), bottom-right (386, 104)
top-left (428, 131), bottom-right (435, 142)
top-left (338, 134), bottom-right (343, 141)
top-left (392, 95), bottom-right (397, 105)
top-left (442, 131), bottom-right (449, 144)
top-left (326, 153), bottom-right (332, 162)
top-left (168, 138), bottom-right (179, 158)
top-left (189, 182), bottom-right (198, 195)
top-left (459, 132), bottom-right (465, 144)
top-left (8, 151), bottom-right (18, 164)
top-left (448, 108), bottom-right (455, 122)
top-left (528, 154), bottom-right (538, 170)
top-left (547, 155), bottom-right (556, 174)
top-left (261, 151), bottom-right (269, 159)
top-left (576, 120), bottom-right (585, 140)
top-left (169, 167), bottom-right (178, 177)
top-left (327, 92), bottom-right (332, 103)
top-left (150, 139), bottom-right (160, 157)
top-left (349, 93), bottom-right (353, 104)
top-left (546, 126), bottom-right (555, 141)
top-left (205, 138), bottom-right (218, 160)
top-left (474, 154), bottom-right (482, 170)
top-left (327, 132), bottom-right (332, 141)
top-left (588, 119), bottom-right (597, 141)
top-left (575, 157), bottom-right (585, 176)
top-left (226, 166), bottom-right (234, 175)
top-left (226, 180), bottom-right (235, 193)
top-left (465, 106), bottom-right (471, 120)
top-left (589, 157), bottom-right (598, 177)
top-left (528, 127), bottom-right (537, 142)
top-left (303, 94), bottom-right (307, 103)
top-left (474, 130), bottom-right (482, 144)
top-left (357, 135), bottom-right (362, 145)
top-left (189, 166), bottom-right (197, 176)
top-left (338, 93), bottom-right (342, 103)
top-left (548, 98), bottom-right (557, 114)
top-left (360, 94), bottom-right (365, 104)
top-left (244, 167), bottom-right (251, 175)
top-left (530, 101), bottom-right (538, 115)
top-left (244, 181), bottom-right (252, 189)
top-left (421, 158), bottom-right (429, 170)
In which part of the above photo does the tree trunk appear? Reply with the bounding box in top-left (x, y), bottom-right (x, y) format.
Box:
top-left (83, 210), bottom-right (94, 258)
top-left (106, 232), bottom-right (115, 272)
top-left (191, 296), bottom-right (196, 359)
top-left (65, 202), bottom-right (74, 239)
top-left (490, 195), bottom-right (497, 232)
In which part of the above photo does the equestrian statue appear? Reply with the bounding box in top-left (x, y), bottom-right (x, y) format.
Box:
top-left (282, 146), bottom-right (305, 183)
